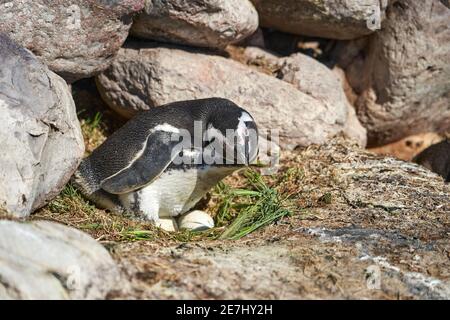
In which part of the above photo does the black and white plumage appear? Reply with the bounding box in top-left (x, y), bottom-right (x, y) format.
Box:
top-left (413, 139), bottom-right (450, 182)
top-left (73, 98), bottom-right (259, 229)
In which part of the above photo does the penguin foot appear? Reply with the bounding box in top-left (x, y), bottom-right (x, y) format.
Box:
top-left (156, 218), bottom-right (178, 232)
top-left (177, 210), bottom-right (215, 231)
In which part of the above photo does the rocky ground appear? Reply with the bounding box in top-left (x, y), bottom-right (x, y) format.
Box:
top-left (22, 136), bottom-right (448, 300)
top-left (106, 138), bottom-right (450, 299)
top-left (3, 128), bottom-right (448, 299)
top-left (1, 0), bottom-right (449, 300)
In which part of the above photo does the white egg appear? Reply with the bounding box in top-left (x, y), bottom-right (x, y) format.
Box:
top-left (178, 210), bottom-right (215, 231)
top-left (156, 217), bottom-right (178, 232)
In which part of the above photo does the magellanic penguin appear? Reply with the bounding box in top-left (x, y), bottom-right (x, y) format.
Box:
top-left (72, 98), bottom-right (259, 231)
top-left (413, 139), bottom-right (450, 182)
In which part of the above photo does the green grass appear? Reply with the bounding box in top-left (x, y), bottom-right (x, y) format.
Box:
top-left (47, 183), bottom-right (96, 214)
top-left (121, 230), bottom-right (156, 241)
top-left (82, 111), bottom-right (103, 133)
top-left (216, 170), bottom-right (293, 240)
top-left (78, 110), bottom-right (102, 128)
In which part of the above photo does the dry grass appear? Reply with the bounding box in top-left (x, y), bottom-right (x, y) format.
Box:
top-left (80, 112), bottom-right (107, 155)
top-left (225, 45), bottom-right (280, 76)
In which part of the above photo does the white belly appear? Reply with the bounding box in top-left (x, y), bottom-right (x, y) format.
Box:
top-left (118, 166), bottom-right (237, 220)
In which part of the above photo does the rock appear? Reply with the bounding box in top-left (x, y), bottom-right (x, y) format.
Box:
top-left (96, 42), bottom-right (358, 149)
top-left (0, 220), bottom-right (120, 299)
top-left (239, 47), bottom-right (366, 146)
top-left (332, 66), bottom-right (358, 106)
top-left (131, 0), bottom-right (258, 49)
top-left (277, 53), bottom-right (367, 147)
top-left (225, 46), bottom-right (280, 76)
top-left (440, 0), bottom-right (450, 9)
top-left (0, 0), bottom-right (144, 83)
top-left (237, 28), bottom-right (266, 48)
top-left (343, 105), bottom-right (367, 148)
top-left (0, 34), bottom-right (84, 217)
top-left (333, 0), bottom-right (450, 146)
top-left (250, 0), bottom-right (388, 40)
top-left (369, 132), bottom-right (444, 161)
top-left (242, 46), bottom-right (280, 67)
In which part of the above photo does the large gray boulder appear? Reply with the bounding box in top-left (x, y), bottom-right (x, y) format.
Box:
top-left (333, 0), bottom-right (450, 146)
top-left (250, 0), bottom-right (387, 40)
top-left (96, 42), bottom-right (361, 149)
top-left (0, 34), bottom-right (84, 218)
top-left (277, 52), bottom-right (367, 147)
top-left (131, 0), bottom-right (259, 49)
top-left (0, 220), bottom-right (120, 299)
top-left (241, 46), bottom-right (367, 147)
top-left (0, 0), bottom-right (144, 82)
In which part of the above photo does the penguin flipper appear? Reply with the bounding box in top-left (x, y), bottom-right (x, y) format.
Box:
top-left (100, 131), bottom-right (181, 194)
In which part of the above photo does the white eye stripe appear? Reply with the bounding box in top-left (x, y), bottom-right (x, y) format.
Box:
top-left (238, 112), bottom-right (254, 123)
top-left (150, 123), bottom-right (180, 134)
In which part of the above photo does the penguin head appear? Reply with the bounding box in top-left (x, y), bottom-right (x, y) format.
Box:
top-left (203, 101), bottom-right (259, 166)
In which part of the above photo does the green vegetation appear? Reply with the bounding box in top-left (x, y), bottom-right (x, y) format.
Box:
top-left (82, 111), bottom-right (103, 134)
top-left (216, 170), bottom-right (292, 240)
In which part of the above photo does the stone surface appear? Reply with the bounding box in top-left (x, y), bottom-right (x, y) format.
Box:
top-left (131, 0), bottom-right (258, 49)
top-left (237, 28), bottom-right (265, 48)
top-left (0, 220), bottom-right (120, 299)
top-left (110, 138), bottom-right (450, 299)
top-left (277, 52), bottom-right (367, 147)
top-left (250, 0), bottom-right (387, 40)
top-left (96, 42), bottom-right (359, 149)
top-left (238, 47), bottom-right (367, 146)
top-left (333, 0), bottom-right (450, 146)
top-left (242, 46), bottom-right (280, 66)
top-left (0, 0), bottom-right (144, 82)
top-left (0, 34), bottom-right (84, 217)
